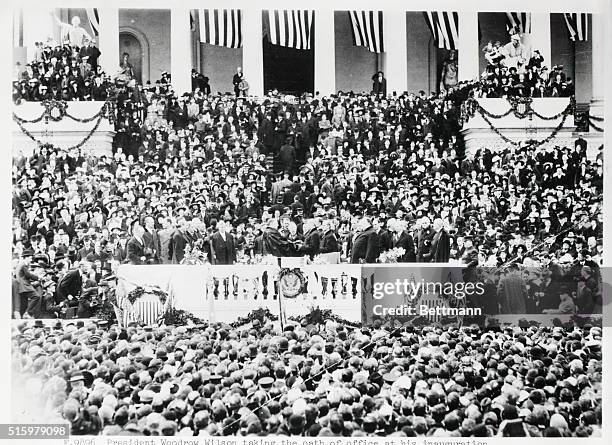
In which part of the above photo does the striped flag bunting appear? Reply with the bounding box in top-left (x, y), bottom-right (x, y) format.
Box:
top-left (265, 10), bottom-right (314, 50)
top-left (349, 11), bottom-right (384, 53)
top-left (198, 9), bottom-right (242, 48)
top-left (423, 11), bottom-right (459, 50)
top-left (506, 12), bottom-right (531, 34)
top-left (563, 13), bottom-right (589, 41)
top-left (86, 8), bottom-right (100, 37)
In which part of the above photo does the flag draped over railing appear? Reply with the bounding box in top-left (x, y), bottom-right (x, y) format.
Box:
top-left (506, 12), bottom-right (531, 34)
top-left (86, 8), bottom-right (100, 37)
top-left (349, 11), bottom-right (384, 53)
top-left (563, 13), bottom-right (589, 41)
top-left (423, 11), bottom-right (459, 50)
top-left (264, 10), bottom-right (314, 50)
top-left (199, 9), bottom-right (243, 48)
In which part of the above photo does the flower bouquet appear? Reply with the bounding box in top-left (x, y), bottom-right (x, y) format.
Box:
top-left (378, 247), bottom-right (406, 263)
top-left (180, 245), bottom-right (208, 265)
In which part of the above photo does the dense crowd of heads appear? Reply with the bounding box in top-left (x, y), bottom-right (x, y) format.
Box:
top-left (12, 321), bottom-right (602, 437)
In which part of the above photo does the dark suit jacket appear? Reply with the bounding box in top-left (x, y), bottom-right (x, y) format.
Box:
top-left (394, 230), bottom-right (417, 262)
top-left (350, 227), bottom-right (379, 264)
top-left (126, 237), bottom-right (146, 264)
top-left (56, 269), bottom-right (83, 302)
top-left (168, 230), bottom-right (188, 264)
top-left (320, 230), bottom-right (340, 253)
top-left (209, 231), bottom-right (236, 265)
top-left (143, 229), bottom-right (161, 261)
top-left (299, 228), bottom-right (321, 259)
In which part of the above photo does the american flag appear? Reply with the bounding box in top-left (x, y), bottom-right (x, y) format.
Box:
top-left (199, 9), bottom-right (242, 48)
top-left (563, 13), bottom-right (589, 41)
top-left (506, 12), bottom-right (531, 34)
top-left (86, 8), bottom-right (100, 37)
top-left (423, 12), bottom-right (459, 50)
top-left (349, 11), bottom-right (384, 53)
top-left (265, 10), bottom-right (314, 50)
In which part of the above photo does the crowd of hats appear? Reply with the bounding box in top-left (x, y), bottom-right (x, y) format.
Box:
top-left (12, 319), bottom-right (602, 437)
top-left (13, 39), bottom-right (111, 103)
top-left (478, 44), bottom-right (573, 98)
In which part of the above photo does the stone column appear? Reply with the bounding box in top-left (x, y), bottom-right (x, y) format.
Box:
top-left (590, 13), bottom-right (604, 119)
top-left (457, 11), bottom-right (480, 81)
top-left (384, 12), bottom-right (408, 95)
top-left (171, 8), bottom-right (193, 96)
top-left (242, 8), bottom-right (264, 96)
top-left (97, 8), bottom-right (120, 76)
top-left (23, 8), bottom-right (55, 61)
top-left (314, 9), bottom-right (336, 96)
top-left (526, 13), bottom-right (551, 69)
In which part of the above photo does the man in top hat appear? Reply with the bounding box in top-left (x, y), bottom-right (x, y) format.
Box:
top-left (14, 248), bottom-right (42, 318)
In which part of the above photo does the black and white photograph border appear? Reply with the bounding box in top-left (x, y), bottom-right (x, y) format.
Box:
top-left (1, 0), bottom-right (611, 441)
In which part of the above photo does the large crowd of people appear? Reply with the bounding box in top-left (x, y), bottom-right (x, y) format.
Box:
top-left (11, 36), bottom-right (603, 320)
top-left (12, 320), bottom-right (602, 437)
top-left (9, 19), bottom-right (605, 439)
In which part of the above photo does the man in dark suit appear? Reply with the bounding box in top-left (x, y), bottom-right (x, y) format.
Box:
top-left (14, 249), bottom-right (42, 317)
top-left (372, 71), bottom-right (387, 97)
top-left (320, 219), bottom-right (340, 254)
top-left (415, 216), bottom-right (434, 262)
top-left (279, 138), bottom-right (297, 175)
top-left (168, 218), bottom-right (189, 264)
top-left (209, 221), bottom-right (237, 265)
top-left (56, 261), bottom-right (89, 304)
top-left (392, 219), bottom-right (416, 262)
top-left (126, 221), bottom-right (147, 265)
top-left (298, 219), bottom-right (321, 259)
top-left (428, 218), bottom-right (451, 263)
top-left (142, 216), bottom-right (161, 264)
top-left (232, 67), bottom-right (244, 96)
top-left (350, 216), bottom-right (379, 264)
top-left (79, 38), bottom-right (101, 71)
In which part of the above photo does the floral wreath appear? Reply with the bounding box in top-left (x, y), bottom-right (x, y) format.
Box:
top-left (126, 286), bottom-right (168, 305)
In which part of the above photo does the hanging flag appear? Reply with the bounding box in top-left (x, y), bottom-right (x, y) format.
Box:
top-left (349, 11), bottom-right (384, 53)
top-left (423, 12), bottom-right (459, 50)
top-left (563, 13), bottom-right (588, 41)
top-left (505, 12), bottom-right (531, 34)
top-left (265, 10), bottom-right (314, 50)
top-left (199, 9), bottom-right (242, 48)
top-left (190, 10), bottom-right (196, 32)
top-left (86, 8), bottom-right (100, 37)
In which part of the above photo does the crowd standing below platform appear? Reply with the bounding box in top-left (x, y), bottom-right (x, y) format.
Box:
top-left (11, 321), bottom-right (602, 437)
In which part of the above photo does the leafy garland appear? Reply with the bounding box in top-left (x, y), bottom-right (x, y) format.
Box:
top-left (14, 112), bottom-right (106, 152)
top-left (588, 114), bottom-right (604, 132)
top-left (126, 286), bottom-right (168, 305)
top-left (13, 99), bottom-right (115, 124)
top-left (13, 97), bottom-right (117, 152)
top-left (229, 308), bottom-right (278, 329)
top-left (477, 106), bottom-right (571, 149)
top-left (288, 306), bottom-right (362, 328)
top-left (164, 307), bottom-right (205, 325)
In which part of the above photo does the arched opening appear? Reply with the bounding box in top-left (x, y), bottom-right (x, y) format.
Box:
top-left (119, 27), bottom-right (150, 84)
